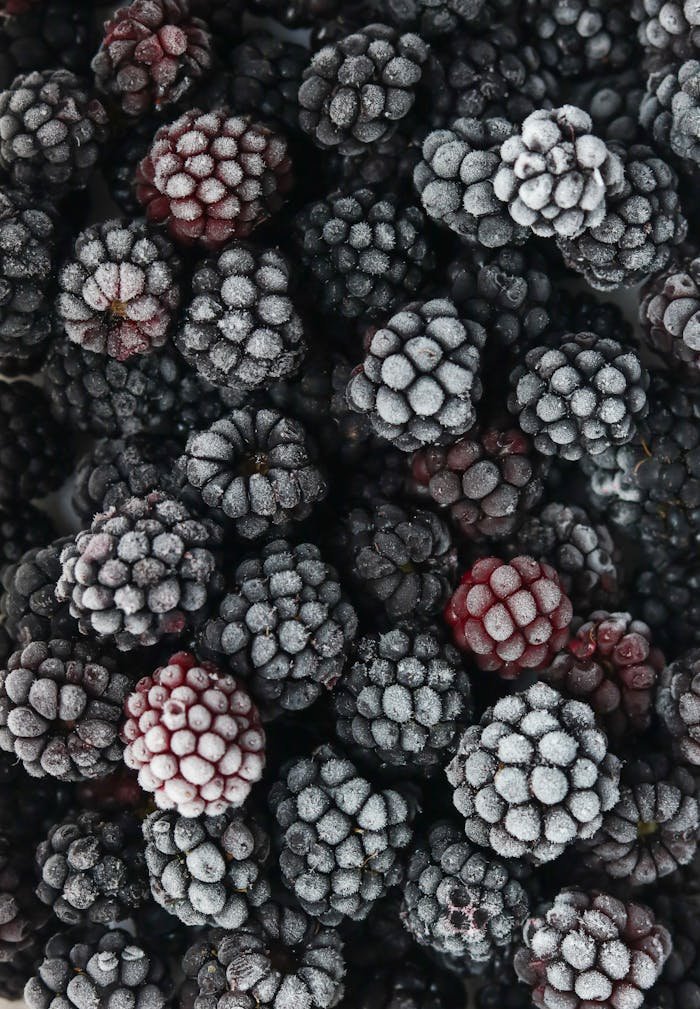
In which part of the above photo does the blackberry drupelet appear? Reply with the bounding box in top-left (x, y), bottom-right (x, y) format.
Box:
top-left (333, 626), bottom-right (472, 768)
top-left (0, 537), bottom-right (75, 644)
top-left (294, 188), bottom-right (434, 321)
top-left (346, 299), bottom-right (484, 452)
top-left (72, 437), bottom-right (182, 522)
top-left (179, 408), bottom-right (327, 540)
top-left (410, 427), bottom-right (548, 543)
top-left (657, 651), bottom-right (700, 765)
top-left (635, 560), bottom-right (700, 657)
top-left (447, 682), bottom-right (622, 863)
top-left (641, 255), bottom-right (700, 375)
top-left (339, 499), bottom-right (456, 623)
top-left (523, 0), bottom-right (638, 78)
top-left (143, 805), bottom-right (270, 928)
top-left (57, 494), bottom-right (222, 651)
top-left (225, 33), bottom-right (306, 134)
top-left (0, 1), bottom-right (91, 89)
top-left (0, 69), bottom-right (109, 195)
top-left (201, 539), bottom-right (358, 718)
top-left (270, 744), bottom-right (415, 924)
top-left (0, 504), bottom-right (55, 576)
top-left (402, 819), bottom-right (530, 960)
top-left (0, 381), bottom-right (71, 504)
top-left (514, 889), bottom-right (672, 1009)
top-left (175, 243), bottom-right (305, 391)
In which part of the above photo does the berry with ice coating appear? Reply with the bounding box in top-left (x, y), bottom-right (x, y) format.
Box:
top-left (122, 651), bottom-right (265, 818)
top-left (656, 651), bottom-right (700, 765)
top-left (641, 255), bottom-right (700, 376)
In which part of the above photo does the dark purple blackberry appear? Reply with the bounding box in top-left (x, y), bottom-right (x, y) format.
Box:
top-left (523, 0), bottom-right (639, 78)
top-left (635, 560), bottom-right (700, 657)
top-left (0, 827), bottom-right (49, 964)
top-left (641, 255), bottom-right (700, 376)
top-left (0, 537), bottom-right (75, 645)
top-left (0, 1), bottom-right (91, 89)
top-left (343, 957), bottom-right (465, 1009)
top-left (224, 32), bottom-right (307, 134)
top-left (0, 381), bottom-right (72, 505)
top-left (649, 892), bottom-right (700, 1009)
top-left (572, 70), bottom-right (646, 144)
top-left (0, 504), bottom-right (55, 577)
top-left (323, 117), bottom-right (423, 194)
top-left (657, 651), bottom-right (700, 765)
top-left (640, 60), bottom-right (700, 170)
top-left (547, 290), bottom-right (634, 345)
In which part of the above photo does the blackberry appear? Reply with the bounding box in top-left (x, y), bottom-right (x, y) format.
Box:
top-left (270, 744), bottom-right (415, 924)
top-left (57, 494), bottom-right (222, 651)
top-left (402, 819), bottom-right (530, 961)
top-left (523, 0), bottom-right (638, 78)
top-left (657, 651), bottom-right (700, 765)
top-left (547, 290), bottom-right (634, 345)
top-left (333, 626), bottom-right (472, 768)
top-left (635, 0), bottom-right (700, 65)
top-left (135, 110), bottom-right (293, 249)
top-left (493, 105), bottom-right (625, 239)
top-left (35, 810), bottom-right (149, 925)
top-left (339, 499), bottom-right (457, 623)
top-left (343, 958), bottom-right (464, 1009)
top-left (0, 951), bottom-right (39, 1000)
top-left (179, 408), bottom-right (327, 540)
top-left (0, 1), bottom-right (91, 89)
top-left (410, 427), bottom-right (548, 543)
top-left (92, 0), bottom-right (213, 118)
top-left (0, 537), bottom-right (75, 644)
top-left (649, 893), bottom-right (700, 1009)
top-left (0, 638), bottom-right (130, 781)
top-left (447, 682), bottom-right (622, 863)
top-left (580, 754), bottom-right (699, 886)
top-left (175, 243), bottom-right (305, 391)
top-left (104, 115), bottom-right (165, 218)
top-left (415, 117), bottom-right (529, 248)
top-left (0, 381), bottom-right (71, 504)
top-left (573, 70), bottom-right (646, 144)
top-left (224, 33), bottom-right (306, 134)
top-left (294, 189), bottom-right (434, 322)
top-left (346, 299), bottom-right (485, 452)
top-left (0, 504), bottom-right (55, 577)
top-left (635, 560), bottom-right (700, 657)
top-left (0, 69), bottom-right (109, 196)
top-left (641, 255), bottom-right (700, 375)
top-left (640, 61), bottom-right (700, 170)
top-left (508, 333), bottom-right (649, 462)
top-left (323, 115), bottom-right (423, 194)
top-left (201, 539), bottom-right (358, 718)
top-left (143, 806), bottom-right (271, 928)
top-left (180, 902), bottom-right (345, 1009)
top-left (56, 219), bottom-right (182, 362)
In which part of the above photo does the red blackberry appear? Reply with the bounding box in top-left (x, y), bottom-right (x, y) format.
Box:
top-left (444, 555), bottom-right (573, 679)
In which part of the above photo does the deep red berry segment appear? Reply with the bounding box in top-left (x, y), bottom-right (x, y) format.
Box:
top-left (444, 555), bottom-right (573, 678)
top-left (122, 651), bottom-right (265, 817)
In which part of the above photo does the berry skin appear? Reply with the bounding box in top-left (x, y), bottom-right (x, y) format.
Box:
top-left (444, 555), bottom-right (573, 679)
top-left (122, 651), bottom-right (266, 818)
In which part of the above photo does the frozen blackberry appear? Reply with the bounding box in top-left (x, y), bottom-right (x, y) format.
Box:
top-left (445, 556), bottom-right (573, 680)
top-left (0, 381), bottom-right (71, 505)
top-left (0, 1), bottom-right (91, 89)
top-left (0, 69), bottom-right (109, 196)
top-left (180, 902), bottom-right (345, 1009)
top-left (547, 290), bottom-right (633, 346)
top-left (415, 117), bottom-right (529, 248)
top-left (558, 144), bottom-right (687, 291)
top-left (493, 105), bottom-right (625, 239)
top-left (508, 333), bottom-right (649, 461)
top-left (447, 682), bottom-right (621, 863)
top-left (35, 810), bottom-right (149, 925)
top-left (346, 299), bottom-right (484, 453)
top-left (294, 189), bottom-right (434, 322)
top-left (523, 0), bottom-right (638, 78)
top-left (333, 626), bottom-right (472, 768)
top-left (514, 889), bottom-right (672, 1009)
top-left (657, 651), bottom-right (700, 765)
top-left (573, 70), bottom-right (646, 144)
top-left (57, 494), bottom-right (222, 651)
top-left (270, 744), bottom-right (415, 924)
top-left (201, 539), bottom-right (358, 718)
top-left (649, 892), bottom-right (700, 1009)
top-left (0, 537), bottom-right (75, 644)
top-left (24, 927), bottom-right (170, 1009)
top-left (635, 560), bottom-right (700, 657)
top-left (0, 187), bottom-right (56, 363)
top-left (176, 243), bottom-right (305, 391)
top-left (343, 958), bottom-right (464, 1009)
top-left (136, 109), bottom-right (293, 249)
top-left (339, 499), bottom-right (456, 623)
top-left (411, 427), bottom-right (548, 543)
top-left (0, 504), bottom-right (55, 577)
top-left (381, 0), bottom-right (512, 35)
top-left (635, 0), bottom-right (700, 65)
top-left (643, 60), bottom-right (700, 169)
top-left (0, 638), bottom-right (130, 781)
top-left (143, 805), bottom-right (270, 928)
top-left (580, 754), bottom-right (699, 886)
top-left (92, 0), bottom-right (213, 118)
top-left (402, 819), bottom-right (530, 961)
top-left (298, 23), bottom-right (429, 154)
top-left (641, 255), bottom-right (700, 375)
top-left (224, 33), bottom-right (306, 134)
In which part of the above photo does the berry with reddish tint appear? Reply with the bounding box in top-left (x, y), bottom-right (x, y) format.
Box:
top-left (444, 555), bottom-right (573, 679)
top-left (122, 651), bottom-right (265, 818)
top-left (135, 109), bottom-right (293, 249)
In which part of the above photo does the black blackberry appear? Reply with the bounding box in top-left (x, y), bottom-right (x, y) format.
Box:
top-left (269, 744), bottom-right (416, 924)
top-left (0, 69), bottom-right (109, 195)
top-left (580, 754), bottom-right (699, 886)
top-left (0, 1), bottom-right (91, 89)
top-left (657, 651), bottom-right (700, 765)
top-left (0, 537), bottom-right (75, 645)
top-left (547, 290), bottom-right (634, 345)
top-left (635, 0), bottom-right (700, 65)
top-left (103, 115), bottom-right (165, 218)
top-left (635, 560), bottom-right (700, 657)
top-left (25, 927), bottom-right (170, 1009)
top-left (0, 822), bottom-right (49, 963)
top-left (0, 504), bottom-right (55, 577)
top-left (143, 806), bottom-right (270, 929)
top-left (508, 333), bottom-right (650, 461)
top-left (57, 494), bottom-right (223, 652)
top-left (343, 957), bottom-right (465, 1009)
top-left (402, 819), bottom-right (530, 961)
top-left (641, 255), bottom-right (700, 375)
top-left (447, 682), bottom-right (622, 864)
top-left (649, 892), bottom-right (700, 1009)
top-left (294, 189), bottom-right (435, 322)
top-left (0, 381), bottom-right (71, 504)
top-left (382, 0), bottom-right (516, 35)
top-left (191, 0), bottom-right (243, 42)
top-left (35, 810), bottom-right (149, 925)
top-left (0, 187), bottom-right (56, 363)
top-left (523, 0), bottom-right (638, 78)
top-left (338, 499), bottom-right (457, 623)
top-left (572, 70), bottom-right (646, 144)
top-left (179, 408), bottom-right (328, 540)
top-left (180, 902), bottom-right (345, 1009)
top-left (224, 33), bottom-right (307, 134)
top-left (640, 60), bottom-right (700, 170)
top-left (558, 144), bottom-right (687, 291)
top-left (201, 539), bottom-right (358, 718)
top-left (324, 116), bottom-right (423, 194)
top-left (342, 894), bottom-right (416, 966)
top-left (175, 243), bottom-right (306, 391)
top-left (333, 626), bottom-right (472, 768)
top-left (0, 951), bottom-right (40, 1000)
top-left (415, 117), bottom-right (528, 248)
top-left (0, 638), bottom-right (129, 781)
